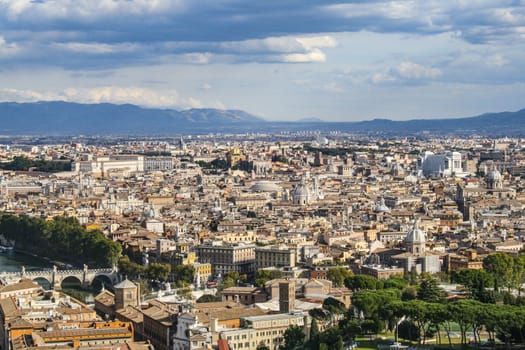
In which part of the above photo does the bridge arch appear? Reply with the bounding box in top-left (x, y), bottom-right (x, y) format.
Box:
top-left (92, 274), bottom-right (113, 292)
top-left (33, 277), bottom-right (51, 290)
top-left (61, 276), bottom-right (83, 290)
top-left (0, 266), bottom-right (120, 290)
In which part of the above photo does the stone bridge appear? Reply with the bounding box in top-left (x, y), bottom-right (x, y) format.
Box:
top-left (0, 265), bottom-right (120, 290)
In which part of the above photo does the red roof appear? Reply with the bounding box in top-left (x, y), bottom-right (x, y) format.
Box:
top-left (218, 339), bottom-right (230, 350)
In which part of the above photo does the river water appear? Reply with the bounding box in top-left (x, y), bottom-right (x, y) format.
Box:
top-left (0, 250), bottom-right (51, 272)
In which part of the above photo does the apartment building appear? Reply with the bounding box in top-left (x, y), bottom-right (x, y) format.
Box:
top-left (196, 242), bottom-right (256, 277)
top-left (255, 246), bottom-right (296, 269)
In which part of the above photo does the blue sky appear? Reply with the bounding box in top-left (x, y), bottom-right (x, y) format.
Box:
top-left (1, 0), bottom-right (525, 121)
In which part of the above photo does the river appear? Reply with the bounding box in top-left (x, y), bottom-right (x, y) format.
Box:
top-left (0, 249), bottom-right (51, 272)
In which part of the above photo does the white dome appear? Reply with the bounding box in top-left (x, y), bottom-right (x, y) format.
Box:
top-left (374, 197), bottom-right (390, 213)
top-left (406, 220), bottom-right (426, 244)
top-left (293, 183), bottom-right (310, 198)
top-left (250, 181), bottom-right (282, 193)
top-left (487, 169), bottom-right (502, 181)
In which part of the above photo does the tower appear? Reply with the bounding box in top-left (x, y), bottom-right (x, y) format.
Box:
top-left (279, 280), bottom-right (295, 313)
top-left (114, 278), bottom-right (139, 310)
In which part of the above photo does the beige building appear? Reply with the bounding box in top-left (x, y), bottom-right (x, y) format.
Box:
top-left (196, 242), bottom-right (256, 277)
top-left (255, 246), bottom-right (296, 269)
top-left (219, 312), bottom-right (308, 350)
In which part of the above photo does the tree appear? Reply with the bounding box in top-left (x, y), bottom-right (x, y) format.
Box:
top-left (417, 275), bottom-right (446, 303)
top-left (196, 294), bottom-right (221, 303)
top-left (146, 263), bottom-right (171, 282)
top-left (323, 297), bottom-right (347, 327)
top-left (361, 319), bottom-right (379, 339)
top-left (484, 253), bottom-right (514, 291)
top-left (310, 318), bottom-right (319, 339)
top-left (118, 255), bottom-right (146, 279)
top-left (453, 268), bottom-right (492, 301)
top-left (401, 286), bottom-right (417, 301)
top-left (511, 255), bottom-right (525, 296)
top-left (255, 269), bottom-right (283, 288)
top-left (327, 267), bottom-right (353, 288)
top-left (335, 336), bottom-right (344, 350)
top-left (173, 265), bottom-right (195, 286)
top-left (345, 275), bottom-right (382, 291)
top-left (397, 320), bottom-right (420, 342)
top-left (383, 276), bottom-right (408, 290)
top-left (352, 289), bottom-right (401, 320)
top-left (280, 325), bottom-right (305, 350)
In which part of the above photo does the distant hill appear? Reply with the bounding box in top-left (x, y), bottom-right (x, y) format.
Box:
top-left (274, 109), bottom-right (525, 136)
top-left (0, 101), bottom-right (266, 135)
top-left (0, 101), bottom-right (524, 136)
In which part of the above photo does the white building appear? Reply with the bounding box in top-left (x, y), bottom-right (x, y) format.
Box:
top-left (418, 151), bottom-right (463, 178)
top-left (144, 156), bottom-right (174, 172)
top-left (72, 155), bottom-right (144, 176)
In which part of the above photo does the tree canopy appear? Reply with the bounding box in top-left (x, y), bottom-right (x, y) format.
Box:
top-left (0, 214), bottom-right (121, 267)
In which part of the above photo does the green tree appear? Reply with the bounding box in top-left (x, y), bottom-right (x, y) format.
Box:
top-left (310, 318), bottom-right (319, 339)
top-left (345, 275), bottom-right (382, 291)
top-left (280, 325), bottom-right (305, 350)
top-left (196, 294), bottom-right (221, 303)
top-left (146, 263), bottom-right (171, 282)
top-left (327, 267), bottom-right (353, 288)
top-left (383, 276), bottom-right (408, 290)
top-left (511, 255), bottom-right (525, 296)
top-left (118, 255), bottom-right (146, 279)
top-left (417, 275), bottom-right (446, 303)
top-left (454, 268), bottom-right (492, 301)
top-left (484, 253), bottom-right (514, 291)
top-left (173, 265), bottom-right (195, 285)
top-left (255, 269), bottom-right (283, 288)
top-left (335, 336), bottom-right (343, 350)
top-left (401, 286), bottom-right (417, 301)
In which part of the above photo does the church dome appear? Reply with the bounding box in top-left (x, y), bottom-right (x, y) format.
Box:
top-left (292, 179), bottom-right (311, 205)
top-left (374, 197), bottom-right (390, 213)
top-left (250, 181), bottom-right (282, 193)
top-left (406, 220), bottom-right (426, 244)
top-left (293, 183), bottom-right (310, 198)
top-left (486, 169), bottom-right (502, 181)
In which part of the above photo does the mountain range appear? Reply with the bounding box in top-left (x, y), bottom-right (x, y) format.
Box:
top-left (0, 101), bottom-right (524, 136)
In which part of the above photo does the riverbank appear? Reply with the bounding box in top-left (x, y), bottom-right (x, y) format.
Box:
top-left (11, 247), bottom-right (75, 270)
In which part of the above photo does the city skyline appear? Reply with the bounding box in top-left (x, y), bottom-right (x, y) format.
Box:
top-left (1, 1), bottom-right (525, 122)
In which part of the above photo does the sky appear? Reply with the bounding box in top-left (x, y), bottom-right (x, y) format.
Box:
top-left (1, 0), bottom-right (525, 121)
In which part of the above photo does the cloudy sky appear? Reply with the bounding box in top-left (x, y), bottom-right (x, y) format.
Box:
top-left (1, 0), bottom-right (525, 121)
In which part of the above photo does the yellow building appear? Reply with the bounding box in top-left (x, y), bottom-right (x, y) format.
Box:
top-left (193, 262), bottom-right (212, 287)
top-left (227, 148), bottom-right (244, 167)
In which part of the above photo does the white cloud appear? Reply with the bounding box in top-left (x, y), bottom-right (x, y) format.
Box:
top-left (281, 48), bottom-right (326, 63)
top-left (486, 54), bottom-right (509, 67)
top-left (53, 42), bottom-right (140, 54)
top-left (181, 53), bottom-right (212, 64)
top-left (1, 0), bottom-right (184, 22)
top-left (370, 61), bottom-right (442, 84)
top-left (371, 72), bottom-right (397, 84)
top-left (0, 36), bottom-right (19, 57)
top-left (0, 88), bottom-right (59, 102)
top-left (395, 61), bottom-right (442, 79)
top-left (0, 86), bottom-right (203, 109)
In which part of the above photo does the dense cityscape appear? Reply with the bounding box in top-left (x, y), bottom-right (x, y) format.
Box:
top-left (0, 134), bottom-right (524, 350)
